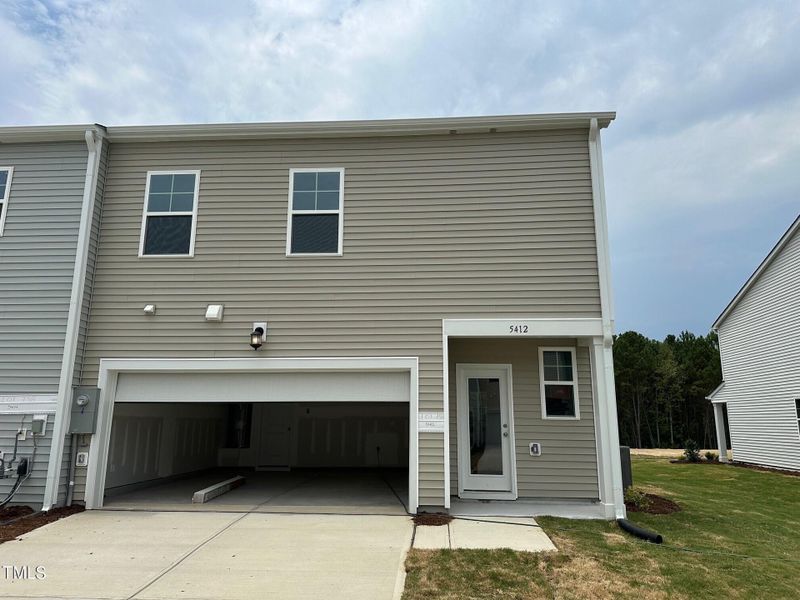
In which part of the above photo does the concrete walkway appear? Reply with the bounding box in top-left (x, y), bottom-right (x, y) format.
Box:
top-left (0, 510), bottom-right (413, 600)
top-left (413, 517), bottom-right (557, 552)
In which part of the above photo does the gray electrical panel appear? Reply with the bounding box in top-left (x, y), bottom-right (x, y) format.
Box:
top-left (69, 387), bottom-right (100, 434)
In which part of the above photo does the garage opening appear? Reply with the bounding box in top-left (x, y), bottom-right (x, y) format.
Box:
top-left (96, 371), bottom-right (410, 514)
top-left (102, 401), bottom-right (409, 514)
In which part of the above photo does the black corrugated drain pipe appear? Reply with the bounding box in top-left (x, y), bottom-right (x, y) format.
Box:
top-left (617, 518), bottom-right (663, 544)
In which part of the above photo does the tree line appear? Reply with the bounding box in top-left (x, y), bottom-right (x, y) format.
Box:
top-left (613, 331), bottom-right (722, 449)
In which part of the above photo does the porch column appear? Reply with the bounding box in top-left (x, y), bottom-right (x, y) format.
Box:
top-left (590, 336), bottom-right (626, 519)
top-left (713, 403), bottom-right (729, 463)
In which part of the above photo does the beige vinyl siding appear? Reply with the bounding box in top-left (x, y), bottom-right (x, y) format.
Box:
top-left (0, 412), bottom-right (54, 508)
top-left (715, 227), bottom-right (800, 471)
top-left (79, 129), bottom-right (601, 505)
top-left (74, 140), bottom-right (108, 385)
top-left (0, 142), bottom-right (88, 394)
top-left (448, 338), bottom-right (599, 499)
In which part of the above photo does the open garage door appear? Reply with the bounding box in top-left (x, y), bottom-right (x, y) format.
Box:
top-left (89, 361), bottom-right (416, 514)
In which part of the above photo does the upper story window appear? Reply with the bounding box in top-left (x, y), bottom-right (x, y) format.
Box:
top-left (139, 171), bottom-right (200, 257)
top-left (287, 168), bottom-right (344, 256)
top-left (539, 348), bottom-right (580, 419)
top-left (0, 167), bottom-right (14, 236)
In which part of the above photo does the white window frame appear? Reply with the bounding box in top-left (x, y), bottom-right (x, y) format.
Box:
top-left (538, 346), bottom-right (580, 420)
top-left (138, 170), bottom-right (201, 258)
top-left (286, 167), bottom-right (344, 257)
top-left (0, 166), bottom-right (14, 237)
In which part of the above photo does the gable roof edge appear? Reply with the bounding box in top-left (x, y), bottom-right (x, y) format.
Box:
top-left (712, 213), bottom-right (800, 330)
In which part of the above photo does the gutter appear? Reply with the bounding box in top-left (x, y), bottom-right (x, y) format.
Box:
top-left (41, 127), bottom-right (105, 510)
top-left (0, 113), bottom-right (615, 144)
top-left (0, 124), bottom-right (100, 144)
top-left (105, 112), bottom-right (616, 142)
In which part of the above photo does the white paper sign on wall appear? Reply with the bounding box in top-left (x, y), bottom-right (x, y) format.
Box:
top-left (418, 412), bottom-right (445, 433)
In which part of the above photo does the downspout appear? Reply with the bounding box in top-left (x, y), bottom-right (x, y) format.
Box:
top-left (588, 118), bottom-right (626, 519)
top-left (42, 128), bottom-right (104, 510)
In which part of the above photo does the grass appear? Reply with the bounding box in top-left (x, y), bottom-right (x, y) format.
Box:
top-left (403, 457), bottom-right (800, 599)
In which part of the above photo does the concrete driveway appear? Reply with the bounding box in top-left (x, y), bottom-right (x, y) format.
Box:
top-left (0, 510), bottom-right (413, 600)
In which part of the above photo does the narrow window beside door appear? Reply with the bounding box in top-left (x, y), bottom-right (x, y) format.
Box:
top-left (539, 348), bottom-right (580, 419)
top-left (287, 168), bottom-right (344, 255)
top-left (139, 171), bottom-right (200, 257)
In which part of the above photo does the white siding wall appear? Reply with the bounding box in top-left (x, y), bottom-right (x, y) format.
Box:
top-left (715, 227), bottom-right (800, 471)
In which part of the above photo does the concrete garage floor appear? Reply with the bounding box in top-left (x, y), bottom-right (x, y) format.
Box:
top-left (0, 510), bottom-right (413, 600)
top-left (104, 468), bottom-right (409, 515)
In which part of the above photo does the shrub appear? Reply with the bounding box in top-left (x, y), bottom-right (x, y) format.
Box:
top-left (624, 487), bottom-right (652, 511)
top-left (705, 451), bottom-right (718, 462)
top-left (684, 439), bottom-right (701, 463)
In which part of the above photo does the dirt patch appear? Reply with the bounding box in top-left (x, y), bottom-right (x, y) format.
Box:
top-left (0, 505), bottom-right (34, 522)
top-left (413, 512), bottom-right (453, 526)
top-left (544, 531), bottom-right (675, 600)
top-left (0, 505), bottom-right (84, 544)
top-left (631, 448), bottom-right (724, 458)
top-left (626, 493), bottom-right (681, 515)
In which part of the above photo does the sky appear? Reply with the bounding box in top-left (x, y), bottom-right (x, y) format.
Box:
top-left (1, 0), bottom-right (798, 339)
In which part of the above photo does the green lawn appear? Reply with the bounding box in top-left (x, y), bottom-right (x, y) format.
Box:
top-left (403, 457), bottom-right (800, 599)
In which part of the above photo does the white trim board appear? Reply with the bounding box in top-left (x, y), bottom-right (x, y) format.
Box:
top-left (83, 356), bottom-right (419, 513)
top-left (0, 395), bottom-right (58, 414)
top-left (443, 318), bottom-right (603, 338)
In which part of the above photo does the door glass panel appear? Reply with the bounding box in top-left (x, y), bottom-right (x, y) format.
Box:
top-left (468, 377), bottom-right (503, 475)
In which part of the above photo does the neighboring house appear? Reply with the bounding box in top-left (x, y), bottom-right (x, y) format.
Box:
top-left (2, 113), bottom-right (626, 518)
top-left (0, 125), bottom-right (106, 508)
top-left (709, 214), bottom-right (800, 472)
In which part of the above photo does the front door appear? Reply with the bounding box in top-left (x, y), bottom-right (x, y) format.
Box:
top-left (456, 364), bottom-right (516, 497)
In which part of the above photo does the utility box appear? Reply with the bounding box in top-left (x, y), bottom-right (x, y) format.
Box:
top-left (620, 446), bottom-right (633, 491)
top-left (68, 387), bottom-right (100, 434)
top-left (31, 414), bottom-right (48, 435)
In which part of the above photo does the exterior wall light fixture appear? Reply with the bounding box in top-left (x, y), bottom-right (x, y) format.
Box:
top-left (250, 325), bottom-right (266, 350)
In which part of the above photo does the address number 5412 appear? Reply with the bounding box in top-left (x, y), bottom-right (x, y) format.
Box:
top-left (509, 324), bottom-right (529, 334)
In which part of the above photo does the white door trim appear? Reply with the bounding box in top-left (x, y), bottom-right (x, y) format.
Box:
top-left (455, 363), bottom-right (518, 500)
top-left (84, 356), bottom-right (419, 513)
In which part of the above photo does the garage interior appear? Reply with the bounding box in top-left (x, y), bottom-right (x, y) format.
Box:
top-left (101, 400), bottom-right (410, 515)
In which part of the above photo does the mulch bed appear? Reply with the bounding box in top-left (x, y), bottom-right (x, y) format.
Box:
top-left (0, 505), bottom-right (34, 522)
top-left (413, 512), bottom-right (453, 526)
top-left (669, 459), bottom-right (800, 477)
top-left (626, 493), bottom-right (681, 515)
top-left (0, 505), bottom-right (85, 544)
top-left (729, 461), bottom-right (800, 477)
